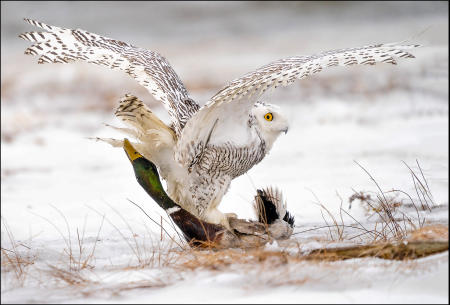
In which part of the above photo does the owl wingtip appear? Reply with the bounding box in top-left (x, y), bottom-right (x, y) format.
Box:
top-left (23, 17), bottom-right (35, 25)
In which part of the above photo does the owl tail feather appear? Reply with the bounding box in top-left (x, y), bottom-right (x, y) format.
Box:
top-left (92, 94), bottom-right (177, 167)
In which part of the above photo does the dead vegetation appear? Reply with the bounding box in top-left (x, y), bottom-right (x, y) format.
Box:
top-left (304, 240), bottom-right (448, 261)
top-left (349, 159), bottom-right (438, 242)
top-left (298, 159), bottom-right (445, 247)
top-left (175, 230), bottom-right (448, 272)
top-left (1, 160), bottom-right (447, 297)
top-left (44, 265), bottom-right (93, 287)
top-left (179, 248), bottom-right (293, 271)
top-left (27, 204), bottom-right (105, 272)
top-left (1, 205), bottom-right (184, 298)
top-left (1, 218), bottom-right (36, 287)
top-left (408, 224), bottom-right (448, 242)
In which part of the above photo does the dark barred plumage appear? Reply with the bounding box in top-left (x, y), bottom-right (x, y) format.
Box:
top-left (189, 138), bottom-right (266, 215)
top-left (197, 140), bottom-right (266, 179)
top-left (19, 18), bottom-right (199, 137)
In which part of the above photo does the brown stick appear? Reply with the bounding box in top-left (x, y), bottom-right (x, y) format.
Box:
top-left (304, 241), bottom-right (448, 261)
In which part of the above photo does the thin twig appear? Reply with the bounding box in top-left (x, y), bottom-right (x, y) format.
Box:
top-left (127, 199), bottom-right (183, 248)
top-left (416, 159), bottom-right (434, 203)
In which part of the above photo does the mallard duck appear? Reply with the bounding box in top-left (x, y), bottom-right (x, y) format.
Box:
top-left (123, 139), bottom-right (294, 249)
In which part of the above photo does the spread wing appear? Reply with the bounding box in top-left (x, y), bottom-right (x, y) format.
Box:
top-left (177, 42), bottom-right (420, 166)
top-left (19, 18), bottom-right (200, 137)
top-left (207, 42), bottom-right (420, 107)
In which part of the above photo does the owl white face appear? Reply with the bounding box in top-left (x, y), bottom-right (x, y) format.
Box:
top-left (252, 103), bottom-right (289, 149)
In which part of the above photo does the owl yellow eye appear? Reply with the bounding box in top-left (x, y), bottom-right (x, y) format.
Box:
top-left (264, 113), bottom-right (273, 121)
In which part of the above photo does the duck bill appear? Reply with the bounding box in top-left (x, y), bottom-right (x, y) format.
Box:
top-left (123, 138), bottom-right (144, 162)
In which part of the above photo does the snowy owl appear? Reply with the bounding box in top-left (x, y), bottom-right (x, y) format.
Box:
top-left (20, 18), bottom-right (419, 228)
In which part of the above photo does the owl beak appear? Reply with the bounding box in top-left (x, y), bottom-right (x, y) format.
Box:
top-left (282, 127), bottom-right (288, 134)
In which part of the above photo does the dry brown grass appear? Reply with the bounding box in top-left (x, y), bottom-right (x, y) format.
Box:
top-left (178, 247), bottom-right (296, 272)
top-left (1, 218), bottom-right (36, 287)
top-left (408, 224), bottom-right (448, 242)
top-left (29, 205), bottom-right (105, 272)
top-left (45, 264), bottom-right (93, 287)
top-left (89, 202), bottom-right (187, 270)
top-left (38, 265), bottom-right (172, 299)
top-left (1, 159), bottom-right (446, 298)
top-left (2, 204), bottom-right (184, 296)
top-left (293, 159), bottom-right (447, 254)
top-left (174, 238), bottom-right (448, 272)
top-left (351, 160), bottom-right (438, 242)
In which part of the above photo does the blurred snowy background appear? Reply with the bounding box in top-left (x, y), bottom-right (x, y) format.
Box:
top-left (1, 1), bottom-right (448, 303)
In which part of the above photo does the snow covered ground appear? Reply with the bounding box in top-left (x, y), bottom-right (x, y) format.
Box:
top-left (1, 2), bottom-right (448, 303)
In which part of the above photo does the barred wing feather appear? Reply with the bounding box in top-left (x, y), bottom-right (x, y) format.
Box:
top-left (207, 42), bottom-right (420, 107)
top-left (19, 18), bottom-right (199, 137)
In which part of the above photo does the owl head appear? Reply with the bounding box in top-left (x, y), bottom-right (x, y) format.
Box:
top-left (252, 102), bottom-right (289, 151)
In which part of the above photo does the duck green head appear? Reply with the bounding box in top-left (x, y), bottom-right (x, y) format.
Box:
top-left (123, 138), bottom-right (225, 244)
top-left (123, 138), bottom-right (177, 210)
